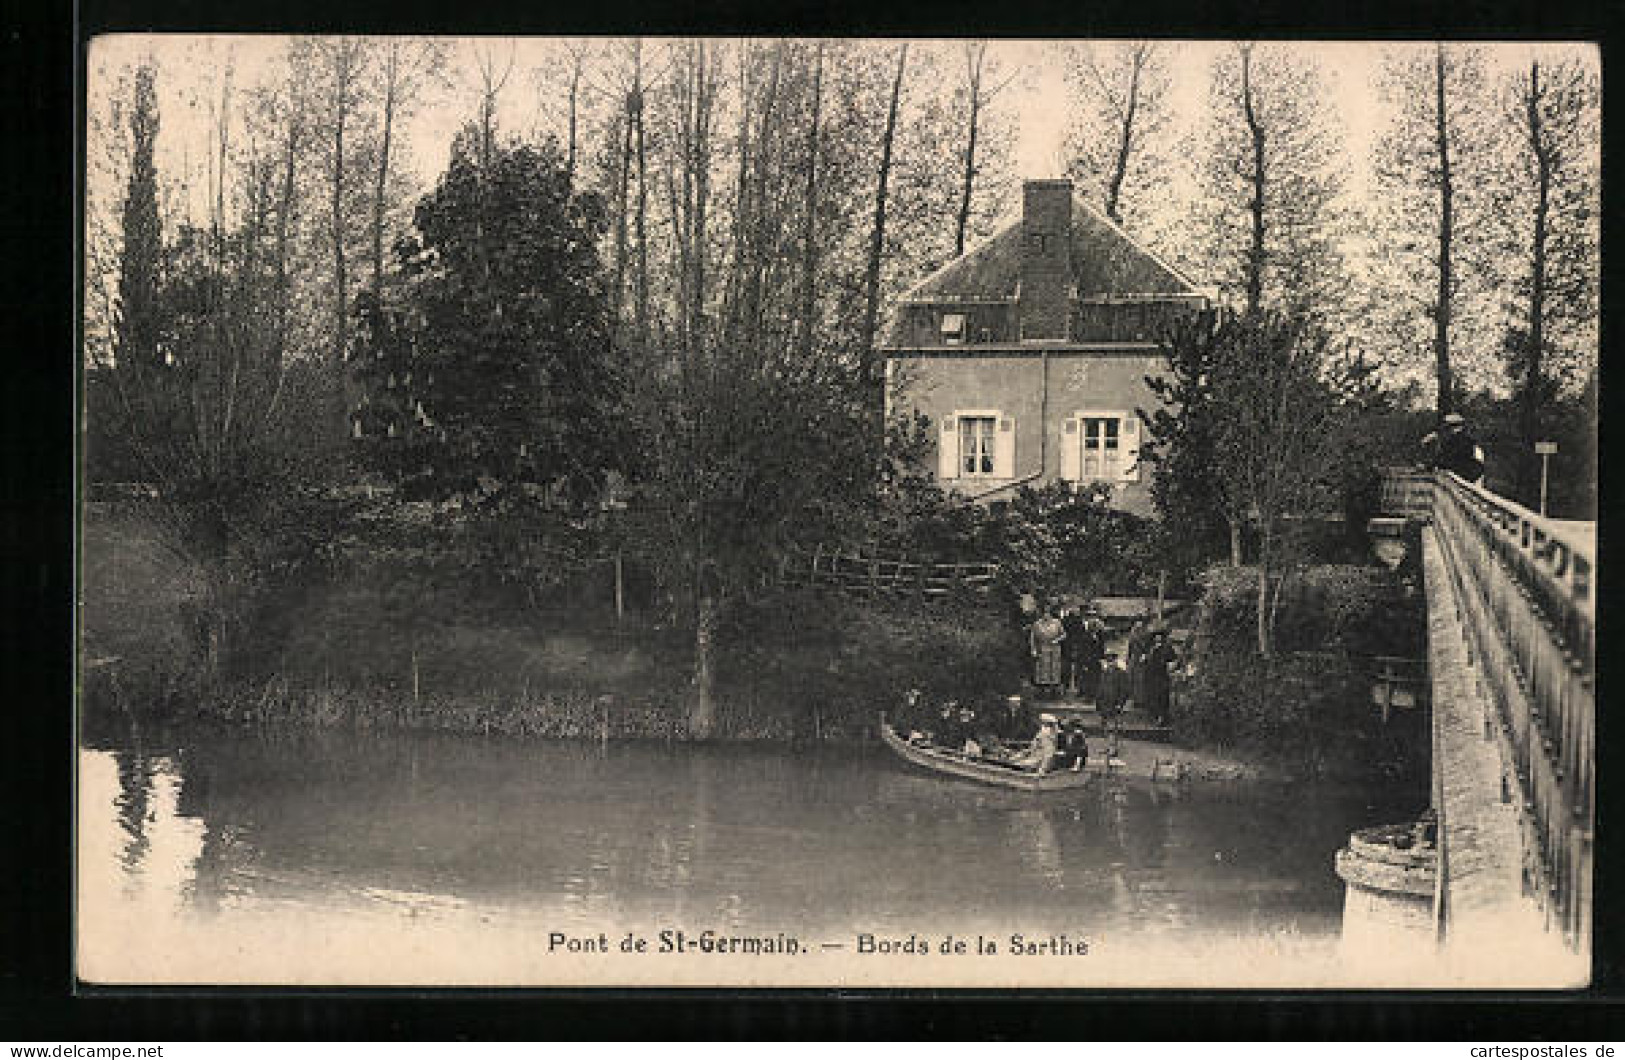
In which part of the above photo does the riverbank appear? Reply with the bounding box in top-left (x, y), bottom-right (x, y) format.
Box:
top-left (79, 504), bottom-right (1364, 791)
top-left (79, 504), bottom-right (1027, 745)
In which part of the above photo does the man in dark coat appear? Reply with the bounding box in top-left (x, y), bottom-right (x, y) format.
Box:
top-left (1076, 609), bottom-right (1106, 700)
top-left (1141, 632), bottom-right (1176, 724)
top-left (1060, 604), bottom-right (1089, 695)
top-left (1423, 413), bottom-right (1485, 484)
top-left (1097, 653), bottom-right (1130, 726)
top-left (1125, 620), bottom-right (1152, 710)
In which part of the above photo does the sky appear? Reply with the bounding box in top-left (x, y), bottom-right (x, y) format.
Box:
top-left (88, 36), bottom-right (1598, 222)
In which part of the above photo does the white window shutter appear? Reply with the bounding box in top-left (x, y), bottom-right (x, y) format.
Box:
top-left (1060, 416), bottom-right (1081, 482)
top-left (938, 414), bottom-right (960, 480)
top-left (1120, 414), bottom-right (1141, 482)
top-left (994, 415), bottom-right (1016, 478)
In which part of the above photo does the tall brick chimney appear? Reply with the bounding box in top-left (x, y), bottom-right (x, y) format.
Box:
top-left (1018, 179), bottom-right (1073, 341)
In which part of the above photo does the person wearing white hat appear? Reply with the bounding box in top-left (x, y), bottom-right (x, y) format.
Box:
top-left (1011, 713), bottom-right (1060, 774)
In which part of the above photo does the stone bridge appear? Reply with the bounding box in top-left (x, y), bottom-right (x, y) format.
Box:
top-left (1335, 470), bottom-right (1594, 986)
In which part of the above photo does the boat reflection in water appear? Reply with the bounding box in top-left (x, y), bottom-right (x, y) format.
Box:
top-left (78, 724), bottom-right (1422, 984)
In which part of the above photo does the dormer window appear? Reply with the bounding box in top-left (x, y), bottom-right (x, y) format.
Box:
top-left (940, 313), bottom-right (966, 345)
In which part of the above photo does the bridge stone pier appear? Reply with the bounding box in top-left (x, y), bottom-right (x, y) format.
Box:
top-left (1335, 470), bottom-right (1593, 986)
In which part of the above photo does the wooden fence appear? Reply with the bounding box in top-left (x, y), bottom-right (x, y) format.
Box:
top-left (1430, 470), bottom-right (1594, 950)
top-left (782, 546), bottom-right (999, 598)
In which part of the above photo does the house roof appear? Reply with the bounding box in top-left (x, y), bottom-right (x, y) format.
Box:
top-left (899, 198), bottom-right (1201, 304)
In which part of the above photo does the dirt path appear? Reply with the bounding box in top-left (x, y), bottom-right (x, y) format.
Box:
top-left (1081, 734), bottom-right (1282, 783)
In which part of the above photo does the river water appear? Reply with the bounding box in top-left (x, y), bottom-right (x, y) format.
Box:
top-left (78, 725), bottom-right (1425, 986)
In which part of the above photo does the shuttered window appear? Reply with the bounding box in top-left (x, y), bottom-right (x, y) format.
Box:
top-left (1081, 417), bottom-right (1120, 479)
top-left (939, 409), bottom-right (1012, 480)
top-left (1063, 410), bottom-right (1141, 484)
top-left (959, 415), bottom-right (997, 476)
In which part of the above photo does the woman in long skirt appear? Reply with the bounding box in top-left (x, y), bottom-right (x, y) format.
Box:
top-left (1029, 605), bottom-right (1067, 696)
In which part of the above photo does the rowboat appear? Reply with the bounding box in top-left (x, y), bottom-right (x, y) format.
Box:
top-left (878, 716), bottom-right (1094, 792)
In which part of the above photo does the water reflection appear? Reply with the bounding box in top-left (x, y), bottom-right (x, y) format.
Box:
top-left (80, 726), bottom-right (1425, 971)
top-left (112, 751), bottom-right (157, 876)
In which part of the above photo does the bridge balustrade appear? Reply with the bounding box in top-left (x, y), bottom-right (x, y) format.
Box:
top-left (1425, 470), bottom-right (1594, 949)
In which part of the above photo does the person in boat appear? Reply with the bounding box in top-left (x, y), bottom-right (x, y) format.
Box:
top-left (994, 694), bottom-right (1037, 745)
top-left (1028, 603), bottom-right (1067, 699)
top-left (1051, 719), bottom-right (1077, 770)
top-left (1061, 719), bottom-right (1088, 771)
top-left (935, 700), bottom-right (962, 749)
top-left (1072, 721), bottom-right (1089, 771)
top-left (957, 703), bottom-right (985, 756)
top-left (900, 688), bottom-right (932, 743)
top-left (1011, 713), bottom-right (1061, 774)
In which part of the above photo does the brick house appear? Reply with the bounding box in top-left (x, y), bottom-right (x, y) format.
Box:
top-left (882, 179), bottom-right (1208, 515)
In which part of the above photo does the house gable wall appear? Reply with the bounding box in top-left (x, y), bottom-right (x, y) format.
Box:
top-left (892, 349), bottom-right (1167, 515)
top-left (881, 179), bottom-right (1201, 515)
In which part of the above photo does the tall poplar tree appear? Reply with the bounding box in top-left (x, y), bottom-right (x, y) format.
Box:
top-left (115, 63), bottom-right (164, 371)
top-left (1372, 44), bottom-right (1494, 415)
top-left (1061, 41), bottom-right (1171, 228)
top-left (1492, 55), bottom-right (1599, 505)
top-left (1198, 43), bottom-right (1345, 320)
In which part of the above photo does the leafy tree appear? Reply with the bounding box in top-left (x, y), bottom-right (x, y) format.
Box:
top-left (104, 216), bottom-right (344, 678)
top-left (351, 131), bottom-right (624, 509)
top-left (1143, 310), bottom-right (1354, 657)
top-left (985, 483), bottom-right (1155, 601)
top-left (624, 336), bottom-right (879, 738)
top-left (1207, 313), bottom-right (1348, 657)
top-left (309, 37), bottom-right (375, 363)
top-left (1141, 309), bottom-right (1238, 569)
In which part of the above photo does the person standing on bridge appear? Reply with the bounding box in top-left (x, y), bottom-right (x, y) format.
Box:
top-left (1422, 413), bottom-right (1485, 484)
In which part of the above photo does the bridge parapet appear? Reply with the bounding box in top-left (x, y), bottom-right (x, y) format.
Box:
top-left (1427, 470), bottom-right (1594, 952)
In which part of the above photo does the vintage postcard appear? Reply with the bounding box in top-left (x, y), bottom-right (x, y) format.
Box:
top-left (78, 35), bottom-right (1597, 988)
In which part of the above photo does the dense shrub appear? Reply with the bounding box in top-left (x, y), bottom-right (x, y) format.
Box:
top-left (874, 479), bottom-right (1158, 600)
top-left (1174, 562), bottom-right (1429, 780)
top-left (718, 588), bottom-right (1024, 740)
top-left (1194, 563), bottom-right (1424, 657)
top-left (1172, 649), bottom-right (1426, 782)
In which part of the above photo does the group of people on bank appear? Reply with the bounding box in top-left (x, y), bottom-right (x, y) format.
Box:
top-left (893, 595), bottom-right (1183, 776)
top-left (1022, 598), bottom-right (1178, 726)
